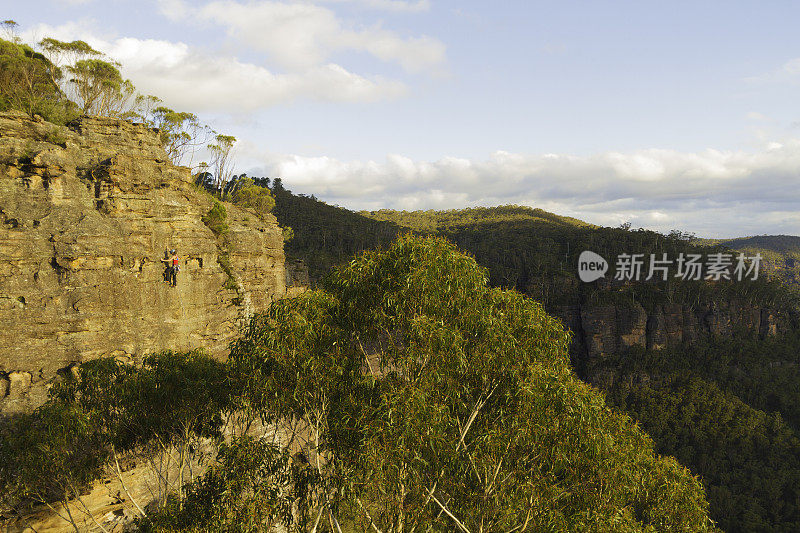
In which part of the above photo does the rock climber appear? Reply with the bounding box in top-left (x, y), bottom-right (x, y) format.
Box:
top-left (160, 249), bottom-right (180, 287)
top-left (161, 249), bottom-right (171, 283)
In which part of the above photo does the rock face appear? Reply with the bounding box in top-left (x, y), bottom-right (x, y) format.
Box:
top-left (0, 112), bottom-right (286, 413)
top-left (555, 299), bottom-right (786, 359)
top-left (285, 257), bottom-right (310, 298)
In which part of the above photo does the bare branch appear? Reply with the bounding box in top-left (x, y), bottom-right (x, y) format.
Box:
top-left (428, 489), bottom-right (472, 533)
top-left (111, 444), bottom-right (145, 517)
top-left (356, 496), bottom-right (384, 533)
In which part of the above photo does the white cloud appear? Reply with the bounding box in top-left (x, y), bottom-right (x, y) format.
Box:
top-left (160, 0), bottom-right (446, 74)
top-left (783, 58), bottom-right (800, 75)
top-left (319, 0), bottom-right (430, 12)
top-left (746, 57), bottom-right (800, 85)
top-left (109, 38), bottom-right (407, 111)
top-left (157, 0), bottom-right (190, 19)
top-left (746, 111), bottom-right (768, 121)
top-left (22, 23), bottom-right (407, 112)
top-left (244, 142), bottom-right (800, 237)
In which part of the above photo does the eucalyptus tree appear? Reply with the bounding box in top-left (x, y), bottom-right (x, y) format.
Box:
top-left (37, 38), bottom-right (138, 118)
top-left (38, 38), bottom-right (102, 88)
top-left (66, 58), bottom-right (136, 116)
top-left (228, 234), bottom-right (717, 532)
top-left (0, 38), bottom-right (58, 118)
top-left (208, 134), bottom-right (237, 190)
top-left (1, 20), bottom-right (18, 41)
top-left (0, 350), bottom-right (233, 532)
top-left (0, 403), bottom-right (110, 532)
top-left (229, 175), bottom-right (276, 217)
top-left (136, 436), bottom-right (298, 533)
top-left (150, 106), bottom-right (214, 167)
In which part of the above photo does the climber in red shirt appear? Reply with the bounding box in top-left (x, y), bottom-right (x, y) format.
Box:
top-left (160, 249), bottom-right (180, 287)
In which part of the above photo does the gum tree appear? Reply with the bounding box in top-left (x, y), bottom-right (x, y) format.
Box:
top-left (228, 234), bottom-right (718, 532)
top-left (0, 38), bottom-right (60, 118)
top-left (66, 58), bottom-right (135, 116)
top-left (150, 107), bottom-right (213, 167)
top-left (208, 134), bottom-right (237, 191)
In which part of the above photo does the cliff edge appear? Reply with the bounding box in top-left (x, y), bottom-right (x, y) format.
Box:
top-left (0, 111), bottom-right (286, 413)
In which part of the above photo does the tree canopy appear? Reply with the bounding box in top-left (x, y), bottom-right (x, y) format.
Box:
top-left (227, 234), bottom-right (717, 531)
top-left (0, 38), bottom-right (64, 120)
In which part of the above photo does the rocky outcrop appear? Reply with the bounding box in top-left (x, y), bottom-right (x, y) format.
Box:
top-left (0, 112), bottom-right (286, 413)
top-left (556, 300), bottom-right (785, 358)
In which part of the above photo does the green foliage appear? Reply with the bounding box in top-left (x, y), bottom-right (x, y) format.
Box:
top-left (589, 331), bottom-right (800, 533)
top-left (18, 141), bottom-right (37, 165)
top-left (48, 351), bottom-right (231, 453)
top-left (39, 38), bottom-right (101, 60)
top-left (38, 37), bottom-right (102, 100)
top-left (202, 201), bottom-right (228, 236)
top-left (136, 436), bottom-right (296, 533)
top-left (281, 225), bottom-right (293, 242)
top-left (267, 189), bottom-right (800, 531)
top-left (272, 195), bottom-right (791, 315)
top-left (0, 34), bottom-right (141, 123)
top-left (124, 351), bottom-right (231, 446)
top-left (229, 176), bottom-right (276, 216)
top-left (216, 251), bottom-right (238, 291)
top-left (705, 235), bottom-right (800, 287)
top-left (228, 234), bottom-right (716, 532)
top-left (364, 206), bottom-right (792, 312)
top-left (604, 333), bottom-right (800, 432)
top-left (44, 126), bottom-right (67, 147)
top-left (0, 37), bottom-right (66, 120)
top-left (0, 351), bottom-right (231, 519)
top-left (271, 187), bottom-right (404, 280)
top-left (67, 58), bottom-right (136, 117)
top-left (365, 204), bottom-right (593, 233)
top-left (208, 134), bottom-right (237, 189)
top-left (0, 402), bottom-right (108, 506)
top-left (148, 106), bottom-right (209, 166)
top-left (605, 374), bottom-right (800, 533)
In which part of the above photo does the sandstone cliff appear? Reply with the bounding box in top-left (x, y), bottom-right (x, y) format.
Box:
top-left (0, 111), bottom-right (286, 413)
top-left (556, 300), bottom-right (783, 359)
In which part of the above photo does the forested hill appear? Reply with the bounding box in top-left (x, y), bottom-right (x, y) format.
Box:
top-left (701, 235), bottom-right (800, 287)
top-left (721, 234), bottom-right (800, 253)
top-left (364, 205), bottom-right (594, 233)
top-left (271, 185), bottom-right (404, 279)
top-left (360, 207), bottom-right (793, 313)
top-left (274, 190), bottom-right (793, 314)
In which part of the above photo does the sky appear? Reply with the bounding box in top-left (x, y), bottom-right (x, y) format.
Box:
top-left (7, 0), bottom-right (800, 237)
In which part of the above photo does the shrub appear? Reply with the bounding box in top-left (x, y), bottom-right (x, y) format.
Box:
top-left (202, 201), bottom-right (228, 236)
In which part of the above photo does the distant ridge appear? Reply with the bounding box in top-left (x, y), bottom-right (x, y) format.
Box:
top-left (362, 205), bottom-right (595, 232)
top-left (699, 235), bottom-right (800, 286)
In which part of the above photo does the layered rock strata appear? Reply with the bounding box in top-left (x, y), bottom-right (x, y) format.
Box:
top-left (556, 300), bottom-right (783, 359)
top-left (0, 112), bottom-right (286, 413)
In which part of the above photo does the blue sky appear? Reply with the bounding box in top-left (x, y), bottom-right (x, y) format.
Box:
top-left (9, 0), bottom-right (800, 237)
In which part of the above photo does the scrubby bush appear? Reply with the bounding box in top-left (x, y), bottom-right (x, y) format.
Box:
top-left (202, 201), bottom-right (228, 236)
top-left (136, 436), bottom-right (296, 533)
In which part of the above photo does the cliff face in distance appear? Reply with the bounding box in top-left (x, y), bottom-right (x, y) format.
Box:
top-left (0, 111), bottom-right (286, 413)
top-left (557, 300), bottom-right (781, 360)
